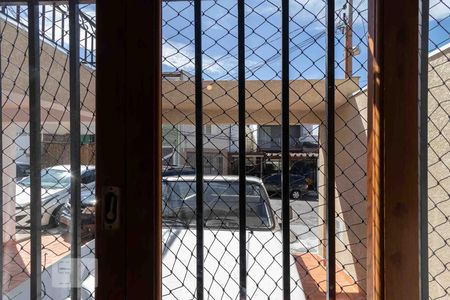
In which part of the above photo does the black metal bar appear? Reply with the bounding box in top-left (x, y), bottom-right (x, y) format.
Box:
top-left (0, 18), bottom-right (3, 299)
top-left (0, 0), bottom-right (180, 5)
top-left (28, 0), bottom-right (42, 298)
top-left (52, 5), bottom-right (55, 41)
top-left (90, 33), bottom-right (93, 64)
top-left (61, 9), bottom-right (65, 47)
top-left (194, 0), bottom-right (204, 299)
top-left (326, 0), bottom-right (336, 299)
top-left (0, 1), bottom-right (95, 4)
top-left (238, 0), bottom-right (246, 298)
top-left (69, 0), bottom-right (81, 298)
top-left (281, 0), bottom-right (290, 298)
top-left (41, 5), bottom-right (45, 35)
top-left (79, 10), bottom-right (95, 27)
top-left (84, 29), bottom-right (88, 62)
top-left (419, 0), bottom-right (429, 298)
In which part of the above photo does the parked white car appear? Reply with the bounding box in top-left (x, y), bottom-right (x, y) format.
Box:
top-left (8, 175), bottom-right (305, 299)
top-left (162, 175), bottom-right (305, 300)
top-left (15, 165), bottom-right (96, 228)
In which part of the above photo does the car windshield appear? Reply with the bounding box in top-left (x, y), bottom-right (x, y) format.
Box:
top-left (264, 174), bottom-right (280, 184)
top-left (19, 168), bottom-right (71, 189)
top-left (162, 180), bottom-right (273, 230)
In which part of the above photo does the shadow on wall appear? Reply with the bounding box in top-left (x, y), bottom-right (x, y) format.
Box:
top-left (334, 89), bottom-right (368, 294)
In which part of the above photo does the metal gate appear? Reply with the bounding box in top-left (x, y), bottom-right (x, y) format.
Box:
top-left (161, 0), bottom-right (368, 299)
top-left (0, 1), bottom-right (96, 299)
top-left (0, 0), bottom-right (448, 299)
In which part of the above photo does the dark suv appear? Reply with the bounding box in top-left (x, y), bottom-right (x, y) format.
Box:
top-left (16, 162), bottom-right (30, 179)
top-left (263, 173), bottom-right (309, 200)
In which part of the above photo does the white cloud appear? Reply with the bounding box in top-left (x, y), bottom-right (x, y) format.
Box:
top-left (80, 4), bottom-right (96, 18)
top-left (162, 40), bottom-right (195, 71)
top-left (248, 4), bottom-right (279, 16)
top-left (40, 6), bottom-right (96, 53)
top-left (162, 40), bottom-right (238, 75)
top-left (430, 0), bottom-right (450, 20)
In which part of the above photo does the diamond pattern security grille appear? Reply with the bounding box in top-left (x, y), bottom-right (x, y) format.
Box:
top-left (162, 0), bottom-right (368, 298)
top-left (427, 1), bottom-right (450, 299)
top-left (2, 1), bottom-right (448, 300)
top-left (0, 3), bottom-right (96, 299)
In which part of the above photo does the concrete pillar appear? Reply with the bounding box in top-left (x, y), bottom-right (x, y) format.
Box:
top-left (334, 92), bottom-right (368, 290)
top-left (317, 91), bottom-right (368, 290)
top-left (317, 124), bottom-right (327, 258)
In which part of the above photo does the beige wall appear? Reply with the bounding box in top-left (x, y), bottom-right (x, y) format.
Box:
top-left (1, 19), bottom-right (95, 130)
top-left (317, 88), bottom-right (368, 293)
top-left (334, 89), bottom-right (368, 291)
top-left (0, 19), bottom-right (96, 111)
top-left (427, 45), bottom-right (450, 299)
top-left (316, 44), bottom-right (450, 297)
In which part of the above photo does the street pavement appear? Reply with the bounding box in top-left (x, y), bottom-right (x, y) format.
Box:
top-left (269, 195), bottom-right (322, 254)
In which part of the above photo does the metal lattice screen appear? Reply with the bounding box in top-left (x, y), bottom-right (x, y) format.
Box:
top-left (162, 0), bottom-right (368, 298)
top-left (0, 3), bottom-right (96, 299)
top-left (0, 0), bottom-right (447, 299)
top-left (427, 0), bottom-right (450, 299)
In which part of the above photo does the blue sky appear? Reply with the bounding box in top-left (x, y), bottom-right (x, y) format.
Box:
top-left (162, 0), bottom-right (450, 87)
top-left (1, 4), bottom-right (97, 64)
top-left (5, 1), bottom-right (448, 87)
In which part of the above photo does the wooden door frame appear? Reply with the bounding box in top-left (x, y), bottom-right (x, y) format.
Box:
top-left (367, 0), bottom-right (421, 299)
top-left (95, 0), bottom-right (162, 299)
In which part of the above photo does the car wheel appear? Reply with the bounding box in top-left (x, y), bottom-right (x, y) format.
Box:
top-left (290, 190), bottom-right (301, 200)
top-left (48, 204), bottom-right (65, 228)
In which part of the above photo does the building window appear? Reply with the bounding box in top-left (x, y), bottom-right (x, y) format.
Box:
top-left (205, 124), bottom-right (212, 136)
top-left (186, 152), bottom-right (224, 175)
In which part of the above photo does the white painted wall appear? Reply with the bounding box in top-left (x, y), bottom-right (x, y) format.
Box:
top-left (3, 123), bottom-right (17, 243)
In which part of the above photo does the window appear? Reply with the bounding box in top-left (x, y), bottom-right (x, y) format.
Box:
top-left (163, 180), bottom-right (273, 229)
top-left (204, 124), bottom-right (212, 135)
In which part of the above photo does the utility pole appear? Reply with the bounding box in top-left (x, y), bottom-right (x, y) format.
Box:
top-left (345, 0), bottom-right (353, 78)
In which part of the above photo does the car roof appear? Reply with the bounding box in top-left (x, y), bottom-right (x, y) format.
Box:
top-left (162, 165), bottom-right (194, 170)
top-left (44, 165), bottom-right (96, 172)
top-left (163, 175), bottom-right (263, 184)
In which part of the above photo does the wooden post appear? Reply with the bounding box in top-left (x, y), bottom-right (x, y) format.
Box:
top-left (367, 0), bottom-right (420, 299)
top-left (96, 0), bottom-right (162, 299)
top-left (125, 0), bottom-right (162, 298)
top-left (344, 0), bottom-right (353, 78)
top-left (367, 0), bottom-right (383, 297)
top-left (96, 0), bottom-right (127, 297)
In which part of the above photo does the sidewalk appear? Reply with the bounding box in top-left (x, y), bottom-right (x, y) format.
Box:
top-left (3, 232), bottom-right (71, 293)
top-left (295, 252), bottom-right (366, 300)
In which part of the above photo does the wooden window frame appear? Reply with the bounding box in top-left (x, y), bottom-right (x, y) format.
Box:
top-left (96, 0), bottom-right (162, 299)
top-left (367, 0), bottom-right (422, 299)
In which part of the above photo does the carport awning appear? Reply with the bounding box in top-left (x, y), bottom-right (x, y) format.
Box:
top-left (229, 152), bottom-right (319, 158)
top-left (162, 78), bottom-right (360, 125)
top-left (266, 152), bottom-right (319, 158)
top-left (2, 92), bottom-right (95, 134)
top-left (1, 18), bottom-right (95, 135)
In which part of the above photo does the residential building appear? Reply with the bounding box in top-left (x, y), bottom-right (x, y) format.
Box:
top-left (162, 71), bottom-right (256, 175)
top-left (257, 124), bottom-right (319, 152)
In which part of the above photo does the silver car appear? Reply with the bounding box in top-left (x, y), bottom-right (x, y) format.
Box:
top-left (162, 175), bottom-right (305, 300)
top-left (15, 165), bottom-right (95, 228)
